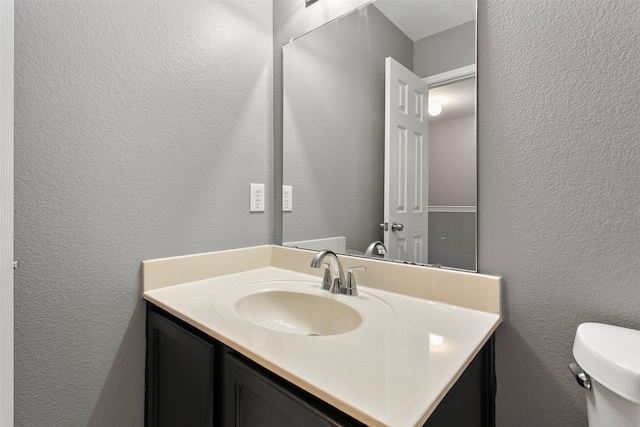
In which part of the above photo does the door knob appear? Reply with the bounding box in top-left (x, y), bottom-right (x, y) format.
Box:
top-left (391, 222), bottom-right (404, 232)
top-left (379, 223), bottom-right (388, 231)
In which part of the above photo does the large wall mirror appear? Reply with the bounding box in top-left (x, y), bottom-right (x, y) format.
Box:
top-left (282, 0), bottom-right (477, 271)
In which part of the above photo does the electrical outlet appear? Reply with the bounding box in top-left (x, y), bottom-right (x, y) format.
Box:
top-left (283, 185), bottom-right (293, 212)
top-left (250, 183), bottom-right (265, 213)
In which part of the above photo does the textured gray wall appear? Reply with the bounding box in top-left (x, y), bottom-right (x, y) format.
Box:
top-left (414, 20), bottom-right (476, 78)
top-left (478, 1), bottom-right (640, 425)
top-left (14, 1), bottom-right (272, 425)
top-left (1, 0), bottom-right (14, 423)
top-left (282, 4), bottom-right (412, 253)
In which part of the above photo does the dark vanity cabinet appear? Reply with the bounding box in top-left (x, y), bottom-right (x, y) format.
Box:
top-left (145, 306), bottom-right (216, 426)
top-left (145, 304), bottom-right (495, 427)
top-left (223, 352), bottom-right (365, 426)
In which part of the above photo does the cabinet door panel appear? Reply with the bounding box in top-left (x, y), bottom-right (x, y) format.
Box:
top-left (146, 310), bottom-right (215, 427)
top-left (224, 353), bottom-right (362, 427)
top-left (424, 336), bottom-right (495, 427)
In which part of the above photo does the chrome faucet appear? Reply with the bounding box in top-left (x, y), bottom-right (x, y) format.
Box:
top-left (310, 250), bottom-right (364, 296)
top-left (364, 241), bottom-right (387, 258)
top-left (310, 250), bottom-right (345, 293)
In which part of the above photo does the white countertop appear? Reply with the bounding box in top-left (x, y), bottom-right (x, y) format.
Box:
top-left (143, 265), bottom-right (501, 427)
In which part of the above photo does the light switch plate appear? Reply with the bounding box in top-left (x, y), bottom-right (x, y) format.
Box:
top-left (283, 185), bottom-right (292, 212)
top-left (250, 183), bottom-right (265, 213)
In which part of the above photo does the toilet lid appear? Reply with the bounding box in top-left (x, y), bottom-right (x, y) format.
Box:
top-left (573, 322), bottom-right (640, 405)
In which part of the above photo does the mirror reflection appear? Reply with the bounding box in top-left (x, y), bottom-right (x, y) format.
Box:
top-left (282, 0), bottom-right (477, 270)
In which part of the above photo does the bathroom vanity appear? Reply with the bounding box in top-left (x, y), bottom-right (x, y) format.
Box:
top-left (142, 245), bottom-right (502, 426)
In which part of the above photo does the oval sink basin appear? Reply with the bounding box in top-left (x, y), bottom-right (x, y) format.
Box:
top-left (215, 279), bottom-right (395, 337)
top-left (234, 290), bottom-right (362, 336)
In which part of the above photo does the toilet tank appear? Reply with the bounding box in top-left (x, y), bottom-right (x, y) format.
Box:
top-left (573, 323), bottom-right (640, 427)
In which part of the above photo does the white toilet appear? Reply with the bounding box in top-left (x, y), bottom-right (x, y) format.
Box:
top-left (572, 322), bottom-right (640, 427)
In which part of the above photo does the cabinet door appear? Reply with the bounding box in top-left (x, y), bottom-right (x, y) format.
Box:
top-left (146, 309), bottom-right (216, 427)
top-left (424, 336), bottom-right (496, 427)
top-left (224, 353), bottom-right (364, 427)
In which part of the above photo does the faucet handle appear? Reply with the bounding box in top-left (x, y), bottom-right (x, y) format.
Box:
top-left (343, 266), bottom-right (366, 296)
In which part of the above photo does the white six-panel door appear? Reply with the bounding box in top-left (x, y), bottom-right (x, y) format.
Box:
top-left (384, 57), bottom-right (429, 263)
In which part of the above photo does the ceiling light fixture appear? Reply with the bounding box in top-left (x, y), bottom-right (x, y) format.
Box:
top-left (428, 101), bottom-right (442, 116)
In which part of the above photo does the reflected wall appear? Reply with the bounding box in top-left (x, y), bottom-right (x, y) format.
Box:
top-left (283, 4), bottom-right (412, 254)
